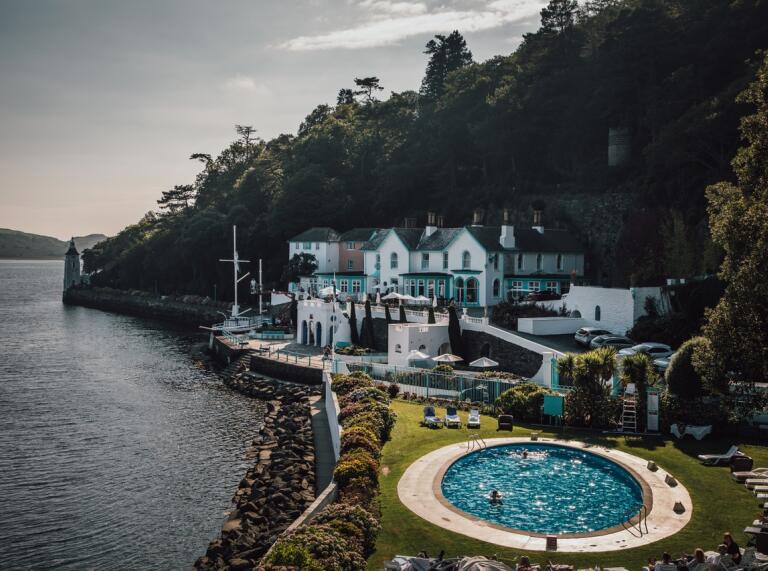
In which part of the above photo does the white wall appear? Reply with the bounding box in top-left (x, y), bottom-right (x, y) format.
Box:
top-left (373, 231), bottom-right (410, 293)
top-left (506, 251), bottom-right (584, 277)
top-left (323, 371), bottom-right (341, 461)
top-left (447, 230), bottom-right (492, 306)
top-left (297, 300), bottom-right (351, 346)
top-left (288, 241), bottom-right (338, 273)
top-left (387, 323), bottom-right (449, 367)
top-left (517, 317), bottom-right (586, 335)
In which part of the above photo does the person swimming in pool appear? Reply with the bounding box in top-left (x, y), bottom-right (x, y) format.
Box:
top-left (489, 490), bottom-right (503, 504)
top-left (522, 450), bottom-right (528, 459)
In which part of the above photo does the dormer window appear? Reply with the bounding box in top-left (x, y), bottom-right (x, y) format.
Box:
top-left (536, 253), bottom-right (543, 271)
top-left (462, 251), bottom-right (471, 270)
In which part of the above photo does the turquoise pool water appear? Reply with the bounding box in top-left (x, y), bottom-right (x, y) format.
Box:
top-left (441, 443), bottom-right (644, 535)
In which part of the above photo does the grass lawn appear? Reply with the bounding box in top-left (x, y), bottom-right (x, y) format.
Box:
top-left (369, 400), bottom-right (768, 569)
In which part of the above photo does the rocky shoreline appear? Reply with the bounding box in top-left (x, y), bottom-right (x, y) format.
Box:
top-left (195, 364), bottom-right (321, 570)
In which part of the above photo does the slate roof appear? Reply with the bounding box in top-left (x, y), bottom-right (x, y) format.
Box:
top-left (415, 228), bottom-right (461, 251)
top-left (65, 239), bottom-right (79, 256)
top-left (466, 226), bottom-right (505, 252)
top-left (339, 228), bottom-right (378, 242)
top-left (288, 227), bottom-right (340, 242)
top-left (392, 227), bottom-right (424, 249)
top-left (361, 229), bottom-right (390, 251)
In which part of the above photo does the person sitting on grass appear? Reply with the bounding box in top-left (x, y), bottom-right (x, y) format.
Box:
top-left (651, 552), bottom-right (673, 570)
top-left (723, 532), bottom-right (741, 564)
top-left (517, 555), bottom-right (534, 571)
top-left (684, 549), bottom-right (707, 571)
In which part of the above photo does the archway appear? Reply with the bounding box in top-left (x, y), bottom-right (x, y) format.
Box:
top-left (301, 320), bottom-right (308, 344)
top-left (480, 342), bottom-right (491, 358)
top-left (594, 305), bottom-right (601, 321)
top-left (570, 310), bottom-right (582, 318)
top-left (438, 342), bottom-right (450, 355)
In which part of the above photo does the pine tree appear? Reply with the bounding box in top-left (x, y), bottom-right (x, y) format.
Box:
top-left (360, 299), bottom-right (376, 348)
top-left (447, 306), bottom-right (465, 358)
top-left (348, 302), bottom-right (360, 345)
top-left (399, 304), bottom-right (407, 323)
top-left (428, 306), bottom-right (436, 324)
top-left (384, 304), bottom-right (392, 324)
top-left (540, 0), bottom-right (579, 35)
top-left (420, 31), bottom-right (472, 100)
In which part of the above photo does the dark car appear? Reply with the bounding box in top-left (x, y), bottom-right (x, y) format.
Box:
top-left (526, 290), bottom-right (561, 302)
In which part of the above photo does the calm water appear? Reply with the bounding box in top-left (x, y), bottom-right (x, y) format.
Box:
top-left (0, 260), bottom-right (265, 570)
top-left (441, 443), bottom-right (643, 534)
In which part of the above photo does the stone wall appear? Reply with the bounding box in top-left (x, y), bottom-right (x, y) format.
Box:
top-left (249, 355), bottom-right (323, 385)
top-left (63, 286), bottom-right (229, 326)
top-left (462, 329), bottom-right (543, 378)
top-left (196, 373), bottom-right (321, 570)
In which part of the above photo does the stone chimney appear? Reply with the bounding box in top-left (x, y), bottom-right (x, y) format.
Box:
top-left (499, 208), bottom-right (515, 249)
top-left (472, 208), bottom-right (483, 226)
top-left (403, 217), bottom-right (417, 229)
top-left (532, 208), bottom-right (544, 234)
top-left (425, 211), bottom-right (437, 237)
top-left (436, 214), bottom-right (445, 228)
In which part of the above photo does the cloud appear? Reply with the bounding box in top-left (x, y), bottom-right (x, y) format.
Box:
top-left (223, 74), bottom-right (270, 95)
top-left (279, 0), bottom-right (544, 51)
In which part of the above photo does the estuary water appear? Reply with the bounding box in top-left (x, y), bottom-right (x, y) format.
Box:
top-left (0, 260), bottom-right (265, 570)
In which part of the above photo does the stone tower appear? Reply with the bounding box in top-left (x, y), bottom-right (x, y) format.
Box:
top-left (63, 238), bottom-right (81, 291)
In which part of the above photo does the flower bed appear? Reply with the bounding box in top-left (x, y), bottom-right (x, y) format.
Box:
top-left (261, 371), bottom-right (395, 570)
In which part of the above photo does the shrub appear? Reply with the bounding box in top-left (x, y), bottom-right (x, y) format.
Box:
top-left (342, 408), bottom-right (395, 442)
top-left (434, 364), bottom-right (455, 373)
top-left (621, 352), bottom-right (656, 431)
top-left (337, 475), bottom-right (379, 507)
top-left (496, 382), bottom-right (553, 422)
top-left (334, 449), bottom-right (379, 488)
top-left (666, 336), bottom-right (707, 398)
top-left (314, 503), bottom-right (381, 556)
top-left (337, 402), bottom-right (366, 424)
top-left (342, 386), bottom-right (390, 406)
top-left (277, 524), bottom-right (366, 570)
top-left (386, 383), bottom-right (400, 398)
top-left (340, 429), bottom-right (382, 459)
top-left (331, 372), bottom-right (374, 396)
top-left (262, 541), bottom-right (324, 570)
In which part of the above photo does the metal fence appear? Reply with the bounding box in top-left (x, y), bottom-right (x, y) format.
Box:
top-left (344, 361), bottom-right (520, 403)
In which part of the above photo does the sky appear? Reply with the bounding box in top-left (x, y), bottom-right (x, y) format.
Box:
top-left (0, 0), bottom-right (547, 240)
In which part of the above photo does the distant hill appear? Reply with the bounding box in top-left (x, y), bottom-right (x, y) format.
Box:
top-left (0, 229), bottom-right (107, 259)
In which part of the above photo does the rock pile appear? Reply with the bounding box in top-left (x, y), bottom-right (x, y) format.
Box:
top-left (195, 372), bottom-right (320, 570)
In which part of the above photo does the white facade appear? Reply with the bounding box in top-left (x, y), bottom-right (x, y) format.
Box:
top-left (542, 285), bottom-right (666, 335)
top-left (288, 239), bottom-right (339, 274)
top-left (506, 250), bottom-right (584, 277)
top-left (365, 230), bottom-right (410, 294)
top-left (517, 317), bottom-right (586, 335)
top-left (387, 323), bottom-right (450, 368)
top-left (296, 299), bottom-right (351, 347)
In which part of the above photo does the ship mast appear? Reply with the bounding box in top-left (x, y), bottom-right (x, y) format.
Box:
top-left (219, 225), bottom-right (250, 318)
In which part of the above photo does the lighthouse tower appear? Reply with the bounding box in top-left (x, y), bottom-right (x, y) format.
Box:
top-left (63, 238), bottom-right (81, 291)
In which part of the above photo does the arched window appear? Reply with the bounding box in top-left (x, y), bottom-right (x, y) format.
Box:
top-left (492, 278), bottom-right (500, 298)
top-left (418, 344), bottom-right (426, 352)
top-left (536, 253), bottom-right (543, 271)
top-left (395, 343), bottom-right (402, 353)
top-left (455, 277), bottom-right (464, 302)
top-left (466, 278), bottom-right (479, 303)
top-left (556, 254), bottom-right (563, 271)
top-left (595, 305), bottom-right (601, 321)
top-left (390, 252), bottom-right (398, 269)
top-left (462, 251), bottom-right (471, 269)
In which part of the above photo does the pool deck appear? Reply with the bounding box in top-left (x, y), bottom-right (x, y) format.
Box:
top-left (397, 437), bottom-right (692, 553)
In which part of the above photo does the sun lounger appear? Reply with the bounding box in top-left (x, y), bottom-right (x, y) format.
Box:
top-left (698, 445), bottom-right (739, 466)
top-left (746, 476), bottom-right (768, 489)
top-left (468, 408), bottom-right (480, 429)
top-left (734, 467), bottom-right (768, 482)
top-left (444, 406), bottom-right (462, 429)
top-left (422, 406), bottom-right (443, 429)
top-left (497, 414), bottom-right (514, 431)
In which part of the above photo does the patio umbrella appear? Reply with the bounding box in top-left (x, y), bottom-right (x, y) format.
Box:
top-left (469, 357), bottom-right (499, 368)
top-left (381, 292), bottom-right (402, 300)
top-left (400, 294), bottom-right (416, 302)
top-left (407, 350), bottom-right (431, 361)
top-left (432, 353), bottom-right (463, 363)
top-left (414, 295), bottom-right (430, 303)
top-left (318, 286), bottom-right (335, 296)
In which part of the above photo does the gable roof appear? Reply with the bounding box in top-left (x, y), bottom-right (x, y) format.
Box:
top-left (392, 227), bottom-right (424, 249)
top-left (415, 228), bottom-right (461, 251)
top-left (465, 226), bottom-right (505, 252)
top-left (288, 227), bottom-right (340, 242)
top-left (339, 228), bottom-right (378, 242)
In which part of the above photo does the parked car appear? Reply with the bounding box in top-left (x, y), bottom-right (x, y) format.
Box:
top-left (526, 290), bottom-right (561, 302)
top-left (575, 327), bottom-right (613, 347)
top-left (618, 343), bottom-right (674, 359)
top-left (589, 335), bottom-right (635, 350)
top-left (653, 352), bottom-right (677, 373)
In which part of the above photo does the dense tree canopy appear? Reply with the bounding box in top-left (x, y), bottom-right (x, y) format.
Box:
top-left (84, 1), bottom-right (768, 301)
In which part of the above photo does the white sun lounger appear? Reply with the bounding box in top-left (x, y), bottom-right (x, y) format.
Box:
top-left (698, 445), bottom-right (739, 466)
top-left (734, 467), bottom-right (768, 482)
top-left (467, 408), bottom-right (480, 429)
top-left (746, 476), bottom-right (768, 489)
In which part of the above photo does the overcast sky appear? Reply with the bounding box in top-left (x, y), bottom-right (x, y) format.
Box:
top-left (0, 0), bottom-right (546, 239)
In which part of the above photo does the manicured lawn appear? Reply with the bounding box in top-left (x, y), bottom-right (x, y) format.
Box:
top-left (369, 400), bottom-right (768, 569)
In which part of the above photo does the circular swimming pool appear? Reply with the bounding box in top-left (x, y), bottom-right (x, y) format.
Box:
top-left (440, 443), bottom-right (644, 535)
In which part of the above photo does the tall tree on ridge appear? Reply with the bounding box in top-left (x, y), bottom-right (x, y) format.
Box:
top-left (354, 77), bottom-right (383, 103)
top-left (540, 0), bottom-right (579, 35)
top-left (420, 31), bottom-right (473, 100)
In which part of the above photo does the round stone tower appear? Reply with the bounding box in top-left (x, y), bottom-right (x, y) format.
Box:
top-left (63, 238), bottom-right (81, 291)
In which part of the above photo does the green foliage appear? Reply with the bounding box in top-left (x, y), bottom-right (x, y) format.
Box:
top-left (666, 336), bottom-right (707, 399)
top-left (281, 252), bottom-right (318, 284)
top-left (348, 302), bottom-right (360, 346)
top-left (559, 348), bottom-right (617, 428)
top-left (263, 541), bottom-right (324, 570)
top-left (398, 304), bottom-right (407, 323)
top-left (620, 352), bottom-right (655, 431)
top-left (340, 428), bottom-right (382, 459)
top-left (331, 372), bottom-right (375, 395)
top-left (433, 364), bottom-right (455, 373)
top-left (447, 306), bottom-right (464, 358)
top-left (491, 300), bottom-right (558, 330)
top-left (334, 448), bottom-right (380, 488)
top-left (420, 30), bottom-right (473, 100)
top-left (360, 300), bottom-right (376, 348)
top-left (314, 502), bottom-right (381, 557)
top-left (697, 52), bottom-right (768, 390)
top-left (334, 344), bottom-right (372, 356)
top-left (384, 304), bottom-right (392, 324)
top-left (272, 524), bottom-right (367, 571)
top-left (496, 382), bottom-right (554, 422)
top-left (427, 306), bottom-right (436, 324)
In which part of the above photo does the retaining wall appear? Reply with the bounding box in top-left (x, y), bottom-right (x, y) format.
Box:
top-left (249, 355), bottom-right (323, 385)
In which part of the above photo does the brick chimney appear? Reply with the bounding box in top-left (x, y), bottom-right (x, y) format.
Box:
top-left (499, 208), bottom-right (515, 249)
top-left (472, 208), bottom-right (483, 226)
top-left (532, 208), bottom-right (544, 234)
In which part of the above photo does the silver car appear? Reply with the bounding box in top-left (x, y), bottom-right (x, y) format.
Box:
top-left (618, 343), bottom-right (674, 359)
top-left (575, 327), bottom-right (613, 347)
top-left (590, 335), bottom-right (635, 350)
top-left (653, 352), bottom-right (677, 373)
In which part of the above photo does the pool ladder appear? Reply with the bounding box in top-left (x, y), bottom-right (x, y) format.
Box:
top-left (622, 505), bottom-right (648, 538)
top-left (466, 434), bottom-right (486, 451)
